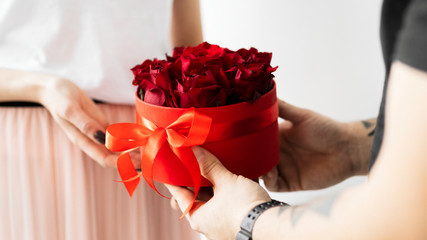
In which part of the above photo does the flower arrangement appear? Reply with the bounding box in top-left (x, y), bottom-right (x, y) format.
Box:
top-left (131, 42), bottom-right (277, 107)
top-left (106, 42), bottom-right (279, 217)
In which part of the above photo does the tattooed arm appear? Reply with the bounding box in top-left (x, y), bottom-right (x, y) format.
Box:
top-left (256, 64), bottom-right (427, 239)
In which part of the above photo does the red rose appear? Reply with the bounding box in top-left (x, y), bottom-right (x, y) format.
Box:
top-left (131, 42), bottom-right (277, 108)
top-left (132, 59), bottom-right (174, 106)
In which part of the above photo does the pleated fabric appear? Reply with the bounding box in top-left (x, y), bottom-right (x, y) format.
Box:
top-left (0, 104), bottom-right (200, 240)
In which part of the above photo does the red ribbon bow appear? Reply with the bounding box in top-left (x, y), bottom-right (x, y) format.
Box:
top-left (106, 108), bottom-right (212, 217)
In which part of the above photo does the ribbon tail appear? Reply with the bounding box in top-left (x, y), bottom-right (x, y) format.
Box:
top-left (115, 172), bottom-right (143, 183)
top-left (117, 153), bottom-right (141, 197)
top-left (141, 128), bottom-right (169, 198)
top-left (172, 147), bottom-right (201, 219)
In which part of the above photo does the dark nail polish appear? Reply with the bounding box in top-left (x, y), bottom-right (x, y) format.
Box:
top-left (94, 131), bottom-right (105, 144)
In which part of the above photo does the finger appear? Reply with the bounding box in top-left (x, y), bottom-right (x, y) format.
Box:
top-left (80, 93), bottom-right (109, 128)
top-left (128, 149), bottom-right (142, 169)
top-left (192, 146), bottom-right (235, 187)
top-left (57, 117), bottom-right (117, 168)
top-left (62, 105), bottom-right (106, 144)
top-left (278, 119), bottom-right (293, 131)
top-left (277, 149), bottom-right (301, 192)
top-left (165, 184), bottom-right (196, 213)
top-left (262, 168), bottom-right (290, 192)
top-left (170, 196), bottom-right (180, 210)
top-left (261, 167), bottom-right (280, 191)
top-left (278, 99), bottom-right (307, 123)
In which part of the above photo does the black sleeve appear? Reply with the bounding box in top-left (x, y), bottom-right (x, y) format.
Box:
top-left (395, 0), bottom-right (427, 72)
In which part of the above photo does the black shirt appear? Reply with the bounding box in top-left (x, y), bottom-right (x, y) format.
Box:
top-left (370, 0), bottom-right (427, 168)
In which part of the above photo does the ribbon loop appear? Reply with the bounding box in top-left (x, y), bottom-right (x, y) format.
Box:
top-left (105, 123), bottom-right (151, 152)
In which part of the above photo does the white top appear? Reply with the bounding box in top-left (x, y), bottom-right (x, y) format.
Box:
top-left (0, 0), bottom-right (172, 104)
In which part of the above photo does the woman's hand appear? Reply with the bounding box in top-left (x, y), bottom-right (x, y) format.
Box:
top-left (0, 69), bottom-right (141, 168)
top-left (166, 147), bottom-right (271, 240)
top-left (38, 77), bottom-right (136, 168)
top-left (262, 100), bottom-right (373, 192)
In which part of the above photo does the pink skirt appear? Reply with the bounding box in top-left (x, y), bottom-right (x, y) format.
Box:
top-left (0, 104), bottom-right (200, 240)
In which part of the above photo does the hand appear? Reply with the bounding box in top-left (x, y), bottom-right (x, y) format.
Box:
top-left (166, 147), bottom-right (271, 240)
top-left (38, 77), bottom-right (140, 168)
top-left (262, 100), bottom-right (365, 192)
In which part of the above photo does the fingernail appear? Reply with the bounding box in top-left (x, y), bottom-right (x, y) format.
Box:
top-left (192, 147), bottom-right (205, 162)
top-left (94, 131), bottom-right (106, 144)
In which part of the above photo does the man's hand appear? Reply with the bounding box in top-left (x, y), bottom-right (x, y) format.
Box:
top-left (262, 100), bottom-right (374, 192)
top-left (166, 147), bottom-right (271, 240)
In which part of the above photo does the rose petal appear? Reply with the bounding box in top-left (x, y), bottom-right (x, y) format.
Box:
top-left (144, 88), bottom-right (166, 106)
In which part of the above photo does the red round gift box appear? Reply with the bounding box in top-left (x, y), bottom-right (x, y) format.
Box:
top-left (135, 84), bottom-right (280, 186)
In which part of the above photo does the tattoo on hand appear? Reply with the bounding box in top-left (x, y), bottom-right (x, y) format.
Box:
top-left (362, 120), bottom-right (376, 137)
top-left (362, 120), bottom-right (373, 129)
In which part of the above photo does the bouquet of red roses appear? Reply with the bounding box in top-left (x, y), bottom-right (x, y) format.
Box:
top-left (132, 42), bottom-right (277, 108)
top-left (106, 42), bottom-right (279, 216)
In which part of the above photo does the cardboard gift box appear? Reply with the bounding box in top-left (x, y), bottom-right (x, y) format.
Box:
top-left (138, 83), bottom-right (279, 187)
top-left (106, 82), bottom-right (279, 216)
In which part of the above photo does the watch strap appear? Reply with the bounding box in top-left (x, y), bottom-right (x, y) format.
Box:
top-left (235, 200), bottom-right (288, 240)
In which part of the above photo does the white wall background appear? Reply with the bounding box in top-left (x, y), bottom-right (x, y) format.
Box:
top-left (200, 0), bottom-right (384, 205)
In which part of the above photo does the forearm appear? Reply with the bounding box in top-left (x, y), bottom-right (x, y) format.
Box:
top-left (253, 184), bottom-right (373, 240)
top-left (253, 177), bottom-right (426, 240)
top-left (0, 68), bottom-right (54, 103)
top-left (170, 0), bottom-right (203, 48)
top-left (346, 118), bottom-right (376, 175)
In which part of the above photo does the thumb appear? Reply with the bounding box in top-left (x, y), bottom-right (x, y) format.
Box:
top-left (278, 99), bottom-right (307, 123)
top-left (192, 146), bottom-right (235, 186)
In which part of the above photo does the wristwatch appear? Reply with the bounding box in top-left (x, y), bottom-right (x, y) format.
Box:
top-left (235, 200), bottom-right (288, 240)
